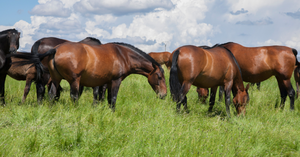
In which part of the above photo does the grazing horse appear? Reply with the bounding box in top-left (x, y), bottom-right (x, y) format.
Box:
top-left (11, 42), bottom-right (167, 110)
top-left (148, 51), bottom-right (171, 69)
top-left (0, 29), bottom-right (20, 104)
top-left (221, 42), bottom-right (299, 110)
top-left (169, 45), bottom-right (249, 116)
top-left (197, 87), bottom-right (208, 103)
top-left (29, 37), bottom-right (104, 102)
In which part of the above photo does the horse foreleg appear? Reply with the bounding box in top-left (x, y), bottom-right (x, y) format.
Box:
top-left (0, 74), bottom-right (7, 105)
top-left (22, 78), bottom-right (33, 103)
top-left (283, 80), bottom-right (295, 110)
top-left (224, 83), bottom-right (233, 118)
top-left (92, 84), bottom-right (107, 104)
top-left (107, 79), bottom-right (122, 112)
top-left (208, 87), bottom-right (218, 112)
top-left (256, 82), bottom-right (261, 90)
top-left (296, 82), bottom-right (299, 98)
top-left (78, 86), bottom-right (84, 98)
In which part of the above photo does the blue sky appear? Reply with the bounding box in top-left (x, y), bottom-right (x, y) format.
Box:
top-left (1, 0), bottom-right (300, 56)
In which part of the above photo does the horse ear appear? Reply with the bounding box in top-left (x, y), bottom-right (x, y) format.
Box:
top-left (246, 83), bottom-right (250, 91)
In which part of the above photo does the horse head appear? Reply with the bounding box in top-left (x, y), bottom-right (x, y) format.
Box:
top-left (148, 63), bottom-right (167, 99)
top-left (233, 83), bottom-right (250, 116)
top-left (7, 29), bottom-right (20, 54)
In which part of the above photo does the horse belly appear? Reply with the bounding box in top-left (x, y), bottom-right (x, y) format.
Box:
top-left (193, 75), bottom-right (223, 88)
top-left (80, 73), bottom-right (110, 87)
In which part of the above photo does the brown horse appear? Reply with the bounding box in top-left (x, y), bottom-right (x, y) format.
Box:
top-left (28, 37), bottom-right (104, 102)
top-left (169, 45), bottom-right (249, 116)
top-left (294, 65), bottom-right (300, 98)
top-left (12, 42), bottom-right (167, 110)
top-left (0, 29), bottom-right (20, 105)
top-left (221, 42), bottom-right (299, 110)
top-left (197, 87), bottom-right (208, 103)
top-left (148, 51), bottom-right (171, 69)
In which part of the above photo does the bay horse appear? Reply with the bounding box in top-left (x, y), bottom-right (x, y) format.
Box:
top-left (148, 51), bottom-right (171, 69)
top-left (221, 42), bottom-right (299, 110)
top-left (11, 42), bottom-right (167, 110)
top-left (0, 28), bottom-right (20, 105)
top-left (29, 37), bottom-right (104, 102)
top-left (169, 45), bottom-right (249, 116)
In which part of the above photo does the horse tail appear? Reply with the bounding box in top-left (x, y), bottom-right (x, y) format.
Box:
top-left (31, 40), bottom-right (41, 54)
top-left (292, 48), bottom-right (300, 74)
top-left (9, 48), bottom-right (56, 83)
top-left (169, 49), bottom-right (182, 102)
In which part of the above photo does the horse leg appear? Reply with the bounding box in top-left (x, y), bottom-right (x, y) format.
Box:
top-left (208, 86), bottom-right (218, 112)
top-left (36, 83), bottom-right (45, 103)
top-left (78, 86), bottom-right (84, 98)
top-left (21, 77), bottom-right (32, 103)
top-left (92, 86), bottom-right (100, 104)
top-left (218, 86), bottom-right (224, 101)
top-left (177, 82), bottom-right (192, 111)
top-left (0, 74), bottom-right (7, 105)
top-left (49, 80), bottom-right (61, 101)
top-left (283, 80), bottom-right (295, 110)
top-left (224, 82), bottom-right (233, 118)
top-left (70, 79), bottom-right (80, 102)
top-left (275, 78), bottom-right (287, 109)
top-left (107, 79), bottom-right (122, 111)
top-left (256, 82), bottom-right (261, 90)
top-left (100, 84), bottom-right (107, 101)
top-left (296, 82), bottom-right (299, 98)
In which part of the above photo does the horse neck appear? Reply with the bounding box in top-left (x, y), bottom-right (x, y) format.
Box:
top-left (128, 55), bottom-right (154, 77)
top-left (233, 76), bottom-right (245, 93)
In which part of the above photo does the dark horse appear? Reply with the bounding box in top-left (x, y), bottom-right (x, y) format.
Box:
top-left (169, 45), bottom-right (249, 116)
top-left (28, 37), bottom-right (104, 102)
top-left (221, 42), bottom-right (299, 110)
top-left (294, 64), bottom-right (300, 98)
top-left (0, 29), bottom-right (20, 104)
top-left (11, 42), bottom-right (167, 110)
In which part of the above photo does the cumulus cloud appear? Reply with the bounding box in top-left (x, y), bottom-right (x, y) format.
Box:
top-left (30, 0), bottom-right (72, 17)
top-left (73, 0), bottom-right (174, 16)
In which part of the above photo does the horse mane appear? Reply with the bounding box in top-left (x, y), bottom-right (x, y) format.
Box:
top-left (0, 29), bottom-right (18, 38)
top-left (80, 37), bottom-right (102, 45)
top-left (220, 42), bottom-right (234, 46)
top-left (110, 42), bottom-right (164, 73)
top-left (198, 44), bottom-right (220, 49)
top-left (220, 46), bottom-right (243, 77)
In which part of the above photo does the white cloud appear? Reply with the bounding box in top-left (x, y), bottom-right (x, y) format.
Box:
top-left (30, 0), bottom-right (72, 17)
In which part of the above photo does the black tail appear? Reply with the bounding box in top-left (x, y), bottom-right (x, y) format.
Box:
top-left (292, 48), bottom-right (300, 74)
top-left (31, 40), bottom-right (41, 54)
top-left (9, 49), bottom-right (56, 83)
top-left (169, 49), bottom-right (182, 102)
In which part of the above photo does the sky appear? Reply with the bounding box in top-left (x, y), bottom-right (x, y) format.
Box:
top-left (1, 0), bottom-right (300, 56)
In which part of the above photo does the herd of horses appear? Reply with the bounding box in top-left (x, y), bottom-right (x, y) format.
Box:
top-left (1, 28), bottom-right (299, 117)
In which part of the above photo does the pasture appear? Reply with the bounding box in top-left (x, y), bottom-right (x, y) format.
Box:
top-left (0, 67), bottom-right (300, 156)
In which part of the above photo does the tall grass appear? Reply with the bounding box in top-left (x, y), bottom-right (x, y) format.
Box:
top-left (0, 67), bottom-right (299, 156)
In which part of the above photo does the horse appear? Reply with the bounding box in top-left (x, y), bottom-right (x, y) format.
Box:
top-left (0, 28), bottom-right (20, 105)
top-left (148, 51), bottom-right (171, 69)
top-left (294, 64), bottom-right (300, 98)
top-left (29, 37), bottom-right (105, 102)
top-left (11, 42), bottom-right (167, 110)
top-left (196, 87), bottom-right (209, 103)
top-left (169, 44), bottom-right (249, 116)
top-left (221, 42), bottom-right (299, 110)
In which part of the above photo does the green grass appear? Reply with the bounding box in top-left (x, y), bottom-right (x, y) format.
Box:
top-left (0, 67), bottom-right (300, 156)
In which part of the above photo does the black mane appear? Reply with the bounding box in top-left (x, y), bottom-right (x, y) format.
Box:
top-left (198, 44), bottom-right (220, 49)
top-left (220, 42), bottom-right (234, 46)
top-left (80, 37), bottom-right (102, 45)
top-left (0, 29), bottom-right (18, 38)
top-left (111, 42), bottom-right (164, 73)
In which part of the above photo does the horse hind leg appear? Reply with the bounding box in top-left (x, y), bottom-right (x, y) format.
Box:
top-left (177, 82), bottom-right (192, 112)
top-left (283, 80), bottom-right (295, 110)
top-left (208, 86), bottom-right (218, 112)
top-left (69, 79), bottom-right (81, 102)
top-left (107, 79), bottom-right (122, 112)
top-left (22, 77), bottom-right (33, 103)
top-left (275, 77), bottom-right (288, 109)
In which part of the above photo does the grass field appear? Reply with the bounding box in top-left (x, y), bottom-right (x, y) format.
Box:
top-left (0, 67), bottom-right (300, 156)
